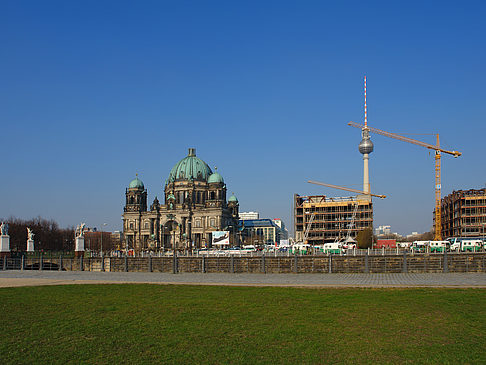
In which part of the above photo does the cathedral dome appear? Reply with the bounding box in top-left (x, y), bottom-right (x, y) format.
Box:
top-left (168, 148), bottom-right (212, 183)
top-left (129, 176), bottom-right (144, 189)
top-left (228, 193), bottom-right (238, 203)
top-left (208, 171), bottom-right (224, 184)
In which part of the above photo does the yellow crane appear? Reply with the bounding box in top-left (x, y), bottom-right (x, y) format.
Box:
top-left (348, 121), bottom-right (461, 240)
top-left (307, 180), bottom-right (386, 199)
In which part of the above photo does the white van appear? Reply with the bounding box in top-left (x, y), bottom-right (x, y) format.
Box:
top-left (412, 241), bottom-right (428, 253)
top-left (461, 240), bottom-right (482, 252)
top-left (428, 241), bottom-right (448, 253)
top-left (322, 242), bottom-right (342, 254)
top-left (291, 244), bottom-right (310, 254)
top-left (449, 239), bottom-right (482, 252)
top-left (290, 243), bottom-right (311, 255)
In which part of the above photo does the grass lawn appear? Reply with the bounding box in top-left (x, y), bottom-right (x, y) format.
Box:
top-left (1, 285), bottom-right (485, 364)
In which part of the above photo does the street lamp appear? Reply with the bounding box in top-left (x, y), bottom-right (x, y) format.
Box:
top-left (100, 223), bottom-right (107, 255)
top-left (161, 224), bottom-right (165, 252)
top-left (482, 223), bottom-right (485, 251)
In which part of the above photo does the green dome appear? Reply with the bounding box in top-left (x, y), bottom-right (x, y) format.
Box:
top-left (129, 176), bottom-right (144, 189)
top-left (228, 193), bottom-right (238, 203)
top-left (168, 148), bottom-right (212, 183)
top-left (208, 171), bottom-right (224, 184)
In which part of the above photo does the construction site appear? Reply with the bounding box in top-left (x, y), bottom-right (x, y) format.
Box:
top-left (294, 76), bottom-right (467, 245)
top-left (439, 188), bottom-right (486, 239)
top-left (293, 194), bottom-right (373, 245)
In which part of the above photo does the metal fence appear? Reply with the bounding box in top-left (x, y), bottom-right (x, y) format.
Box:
top-left (2, 251), bottom-right (486, 274)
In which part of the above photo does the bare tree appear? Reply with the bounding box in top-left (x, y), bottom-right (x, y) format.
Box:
top-left (2, 216), bottom-right (74, 252)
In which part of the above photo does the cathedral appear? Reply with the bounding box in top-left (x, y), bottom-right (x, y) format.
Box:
top-left (122, 148), bottom-right (239, 251)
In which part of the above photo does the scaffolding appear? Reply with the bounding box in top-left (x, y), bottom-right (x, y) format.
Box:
top-left (294, 194), bottom-right (373, 245)
top-left (439, 188), bottom-right (486, 238)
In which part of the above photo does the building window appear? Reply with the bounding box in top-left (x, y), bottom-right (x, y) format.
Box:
top-left (210, 218), bottom-right (216, 227)
top-left (144, 222), bottom-right (149, 229)
top-left (129, 223), bottom-right (134, 230)
top-left (195, 220), bottom-right (201, 228)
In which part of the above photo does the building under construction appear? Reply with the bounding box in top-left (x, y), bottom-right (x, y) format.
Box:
top-left (439, 188), bottom-right (486, 238)
top-left (294, 194), bottom-right (373, 244)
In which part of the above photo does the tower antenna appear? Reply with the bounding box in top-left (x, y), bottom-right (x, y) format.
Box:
top-left (364, 75), bottom-right (367, 128)
top-left (359, 75), bottom-right (373, 196)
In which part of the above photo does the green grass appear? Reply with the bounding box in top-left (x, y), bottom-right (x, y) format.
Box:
top-left (1, 285), bottom-right (485, 364)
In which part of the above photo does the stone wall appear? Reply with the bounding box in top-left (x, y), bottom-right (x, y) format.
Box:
top-left (4, 252), bottom-right (486, 274)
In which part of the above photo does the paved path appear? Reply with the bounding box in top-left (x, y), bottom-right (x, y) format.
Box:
top-left (1, 271), bottom-right (486, 288)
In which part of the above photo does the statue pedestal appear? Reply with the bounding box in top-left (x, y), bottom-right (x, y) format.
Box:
top-left (75, 237), bottom-right (85, 257)
top-left (27, 239), bottom-right (34, 252)
top-left (0, 235), bottom-right (10, 257)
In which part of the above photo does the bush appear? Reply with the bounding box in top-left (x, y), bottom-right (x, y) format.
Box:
top-left (356, 228), bottom-right (373, 249)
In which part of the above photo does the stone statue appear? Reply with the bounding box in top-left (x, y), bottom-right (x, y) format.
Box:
top-left (27, 227), bottom-right (35, 240)
top-left (0, 222), bottom-right (8, 236)
top-left (75, 223), bottom-right (86, 238)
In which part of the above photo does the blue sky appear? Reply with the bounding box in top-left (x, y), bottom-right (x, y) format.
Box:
top-left (1, 1), bottom-right (485, 235)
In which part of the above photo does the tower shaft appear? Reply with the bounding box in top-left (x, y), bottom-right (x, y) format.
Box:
top-left (363, 153), bottom-right (370, 195)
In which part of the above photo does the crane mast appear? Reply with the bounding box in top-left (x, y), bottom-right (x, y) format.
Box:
top-left (348, 121), bottom-right (461, 240)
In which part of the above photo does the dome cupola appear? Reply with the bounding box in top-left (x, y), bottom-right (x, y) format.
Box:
top-left (228, 193), bottom-right (238, 203)
top-left (129, 175), bottom-right (144, 189)
top-left (208, 168), bottom-right (224, 184)
top-left (167, 148), bottom-right (212, 183)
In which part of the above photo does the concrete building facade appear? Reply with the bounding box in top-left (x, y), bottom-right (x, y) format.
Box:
top-left (439, 188), bottom-right (486, 238)
top-left (272, 218), bottom-right (289, 241)
top-left (239, 211), bottom-right (260, 220)
top-left (375, 225), bottom-right (391, 236)
top-left (240, 219), bottom-right (279, 246)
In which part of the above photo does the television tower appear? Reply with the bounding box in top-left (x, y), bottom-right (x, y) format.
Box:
top-left (358, 76), bottom-right (373, 197)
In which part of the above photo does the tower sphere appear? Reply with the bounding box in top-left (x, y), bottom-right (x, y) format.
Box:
top-left (359, 138), bottom-right (374, 154)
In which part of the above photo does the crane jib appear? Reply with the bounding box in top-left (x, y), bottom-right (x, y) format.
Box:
top-left (347, 121), bottom-right (461, 157)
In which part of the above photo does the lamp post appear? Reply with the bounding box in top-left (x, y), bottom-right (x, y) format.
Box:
top-left (482, 223), bottom-right (485, 252)
top-left (160, 224), bottom-right (165, 252)
top-left (100, 223), bottom-right (107, 256)
top-left (173, 228), bottom-right (176, 253)
top-left (166, 214), bottom-right (176, 253)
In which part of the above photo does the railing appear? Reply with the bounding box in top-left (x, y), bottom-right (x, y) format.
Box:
top-left (2, 251), bottom-right (486, 274)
